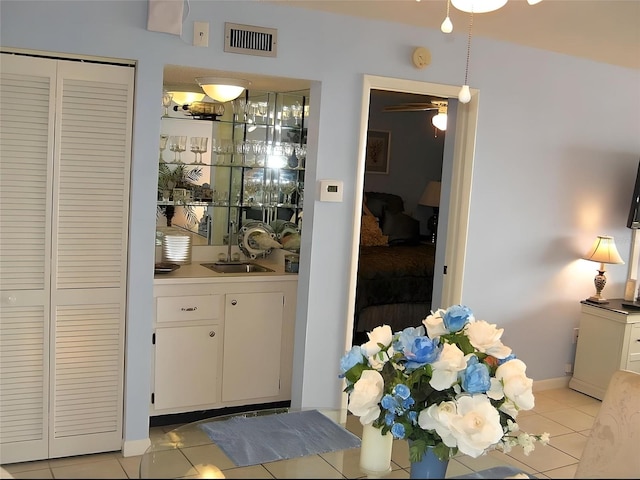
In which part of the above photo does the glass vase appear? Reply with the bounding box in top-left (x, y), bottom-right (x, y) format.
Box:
top-left (409, 444), bottom-right (449, 479)
top-left (359, 423), bottom-right (393, 477)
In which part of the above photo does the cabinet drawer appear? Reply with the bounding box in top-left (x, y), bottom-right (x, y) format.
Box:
top-left (629, 324), bottom-right (640, 355)
top-left (156, 295), bottom-right (221, 323)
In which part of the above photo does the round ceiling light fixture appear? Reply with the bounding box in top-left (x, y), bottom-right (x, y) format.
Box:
top-left (196, 77), bottom-right (251, 103)
top-left (451, 0), bottom-right (508, 13)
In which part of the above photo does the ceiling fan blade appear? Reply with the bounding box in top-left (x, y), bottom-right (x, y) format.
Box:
top-left (383, 104), bottom-right (438, 112)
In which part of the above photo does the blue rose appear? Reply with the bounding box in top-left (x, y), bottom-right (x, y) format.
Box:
top-left (393, 326), bottom-right (426, 353)
top-left (403, 336), bottom-right (441, 371)
top-left (443, 305), bottom-right (473, 332)
top-left (461, 355), bottom-right (491, 393)
top-left (390, 422), bottom-right (406, 439)
top-left (408, 411), bottom-right (418, 424)
top-left (385, 411), bottom-right (395, 426)
top-left (339, 345), bottom-right (365, 375)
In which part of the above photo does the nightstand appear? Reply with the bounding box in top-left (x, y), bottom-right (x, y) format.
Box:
top-left (569, 299), bottom-right (640, 399)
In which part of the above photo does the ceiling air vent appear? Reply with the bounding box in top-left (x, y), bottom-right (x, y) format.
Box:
top-left (224, 22), bottom-right (277, 58)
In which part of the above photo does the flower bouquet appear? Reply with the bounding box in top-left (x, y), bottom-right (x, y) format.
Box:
top-left (339, 305), bottom-right (550, 466)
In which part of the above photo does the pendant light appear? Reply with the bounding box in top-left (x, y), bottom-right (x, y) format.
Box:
top-left (196, 77), bottom-right (251, 103)
top-left (441, 0), bottom-right (453, 33)
top-left (458, 11), bottom-right (473, 104)
top-left (431, 102), bottom-right (448, 131)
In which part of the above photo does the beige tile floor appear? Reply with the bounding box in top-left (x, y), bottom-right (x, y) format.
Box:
top-left (1, 386), bottom-right (601, 479)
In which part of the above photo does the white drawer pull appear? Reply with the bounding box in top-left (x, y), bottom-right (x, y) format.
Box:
top-left (181, 307), bottom-right (198, 312)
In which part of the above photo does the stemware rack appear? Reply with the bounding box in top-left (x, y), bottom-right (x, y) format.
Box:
top-left (157, 89), bottom-right (307, 247)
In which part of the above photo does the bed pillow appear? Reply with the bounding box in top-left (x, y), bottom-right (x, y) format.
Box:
top-left (360, 215), bottom-right (389, 246)
top-left (382, 212), bottom-right (420, 245)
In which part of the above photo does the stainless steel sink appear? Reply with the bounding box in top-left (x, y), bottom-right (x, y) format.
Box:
top-left (201, 262), bottom-right (275, 274)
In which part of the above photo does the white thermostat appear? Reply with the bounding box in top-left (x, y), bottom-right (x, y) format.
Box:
top-left (319, 179), bottom-right (343, 202)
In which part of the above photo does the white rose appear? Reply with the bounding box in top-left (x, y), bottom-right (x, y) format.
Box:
top-left (422, 309), bottom-right (448, 339)
top-left (348, 369), bottom-right (384, 425)
top-left (418, 401), bottom-right (458, 448)
top-left (449, 394), bottom-right (504, 458)
top-left (496, 359), bottom-right (535, 413)
top-left (429, 343), bottom-right (467, 390)
top-left (361, 325), bottom-right (393, 357)
top-left (368, 345), bottom-right (395, 371)
top-left (465, 320), bottom-right (512, 359)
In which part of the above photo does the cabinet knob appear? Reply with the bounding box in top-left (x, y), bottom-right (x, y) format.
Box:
top-left (209, 331), bottom-right (216, 337)
top-left (231, 299), bottom-right (237, 306)
top-left (181, 306), bottom-right (198, 311)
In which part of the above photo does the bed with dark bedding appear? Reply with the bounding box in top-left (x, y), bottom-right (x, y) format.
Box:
top-left (354, 192), bottom-right (437, 337)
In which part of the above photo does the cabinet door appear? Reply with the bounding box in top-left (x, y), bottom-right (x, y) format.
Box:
top-left (222, 292), bottom-right (283, 402)
top-left (154, 325), bottom-right (221, 410)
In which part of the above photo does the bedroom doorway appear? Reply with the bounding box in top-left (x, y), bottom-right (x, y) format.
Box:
top-left (345, 75), bottom-right (478, 348)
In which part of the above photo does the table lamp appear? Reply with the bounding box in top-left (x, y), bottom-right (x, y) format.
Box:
top-left (582, 235), bottom-right (625, 304)
top-left (419, 181), bottom-right (441, 243)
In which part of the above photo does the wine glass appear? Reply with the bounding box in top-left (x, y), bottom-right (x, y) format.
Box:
top-left (159, 134), bottom-right (169, 163)
top-left (291, 101), bottom-right (302, 126)
top-left (169, 135), bottom-right (187, 163)
top-left (190, 137), bottom-right (208, 164)
top-left (294, 144), bottom-right (306, 170)
top-left (162, 91), bottom-right (173, 117)
top-left (280, 178), bottom-right (297, 206)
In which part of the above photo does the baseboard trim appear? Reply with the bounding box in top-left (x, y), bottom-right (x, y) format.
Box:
top-left (533, 376), bottom-right (570, 391)
top-left (122, 437), bottom-right (151, 458)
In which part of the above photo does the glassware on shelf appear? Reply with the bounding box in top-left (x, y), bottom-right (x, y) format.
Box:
top-left (169, 135), bottom-right (187, 163)
top-left (291, 101), bottom-right (303, 126)
top-left (162, 91), bottom-right (173, 117)
top-left (280, 179), bottom-right (297, 207)
top-left (190, 136), bottom-right (208, 164)
top-left (294, 144), bottom-right (307, 170)
top-left (159, 134), bottom-right (169, 163)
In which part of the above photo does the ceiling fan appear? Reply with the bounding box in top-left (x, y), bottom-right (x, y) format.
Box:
top-left (383, 100), bottom-right (449, 130)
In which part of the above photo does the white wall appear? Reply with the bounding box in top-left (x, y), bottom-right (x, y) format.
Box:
top-left (2, 0), bottom-right (639, 451)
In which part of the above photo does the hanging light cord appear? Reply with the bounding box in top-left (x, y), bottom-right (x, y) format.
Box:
top-left (463, 11), bottom-right (474, 86)
top-left (446, 0), bottom-right (451, 17)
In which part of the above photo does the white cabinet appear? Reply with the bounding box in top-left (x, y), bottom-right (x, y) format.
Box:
top-left (151, 279), bottom-right (297, 416)
top-left (222, 292), bottom-right (284, 402)
top-left (154, 324), bottom-right (222, 410)
top-left (570, 299), bottom-right (640, 400)
top-left (0, 53), bottom-right (133, 463)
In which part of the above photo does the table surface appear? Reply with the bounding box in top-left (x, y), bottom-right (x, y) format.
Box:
top-left (139, 407), bottom-right (530, 479)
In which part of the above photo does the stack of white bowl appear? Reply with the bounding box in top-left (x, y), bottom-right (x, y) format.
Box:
top-left (162, 235), bottom-right (192, 264)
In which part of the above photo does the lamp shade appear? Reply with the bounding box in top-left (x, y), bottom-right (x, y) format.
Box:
top-left (583, 235), bottom-right (625, 265)
top-left (196, 77), bottom-right (251, 103)
top-left (451, 0), bottom-right (508, 13)
top-left (419, 181), bottom-right (442, 207)
top-left (167, 91), bottom-right (205, 106)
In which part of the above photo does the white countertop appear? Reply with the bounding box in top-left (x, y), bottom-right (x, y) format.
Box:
top-left (154, 249), bottom-right (298, 284)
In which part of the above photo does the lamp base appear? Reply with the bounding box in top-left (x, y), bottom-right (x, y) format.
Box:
top-left (586, 296), bottom-right (609, 304)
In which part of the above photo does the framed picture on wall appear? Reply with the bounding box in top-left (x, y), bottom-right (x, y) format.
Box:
top-left (365, 130), bottom-right (390, 174)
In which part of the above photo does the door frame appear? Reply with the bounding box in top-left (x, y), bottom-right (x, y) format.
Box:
top-left (344, 75), bottom-right (479, 349)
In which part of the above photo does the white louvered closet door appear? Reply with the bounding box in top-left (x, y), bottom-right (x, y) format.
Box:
top-left (49, 59), bottom-right (133, 459)
top-left (0, 54), bottom-right (56, 464)
top-left (0, 53), bottom-right (134, 463)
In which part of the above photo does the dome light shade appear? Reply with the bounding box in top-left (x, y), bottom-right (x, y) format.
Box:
top-left (432, 113), bottom-right (448, 131)
top-left (451, 0), bottom-right (508, 13)
top-left (196, 77), bottom-right (251, 103)
top-left (167, 91), bottom-right (205, 106)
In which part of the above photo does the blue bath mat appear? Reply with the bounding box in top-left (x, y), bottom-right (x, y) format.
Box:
top-left (198, 409), bottom-right (361, 467)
